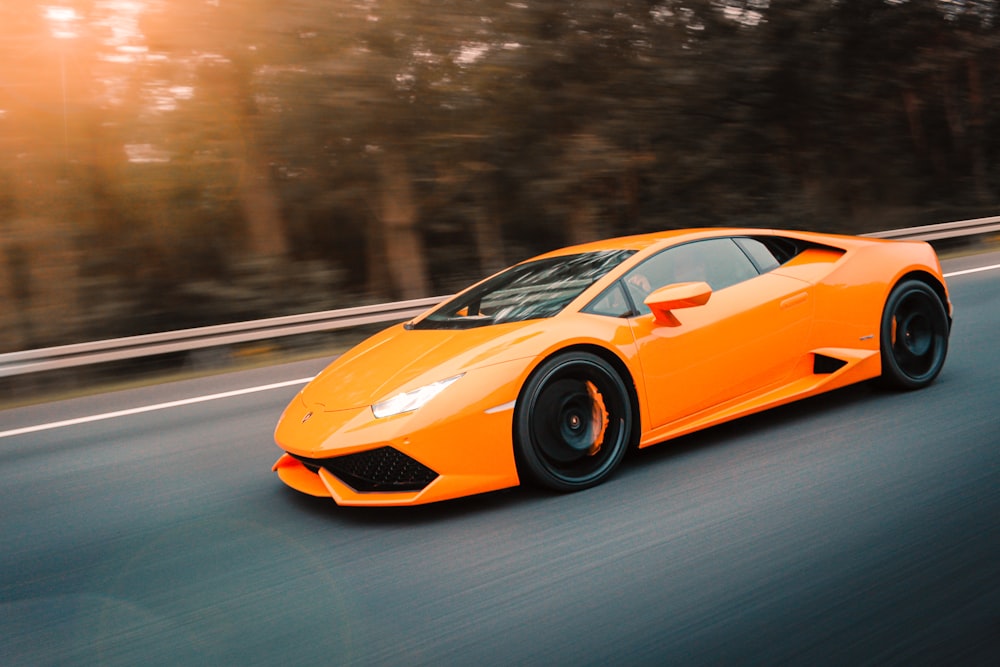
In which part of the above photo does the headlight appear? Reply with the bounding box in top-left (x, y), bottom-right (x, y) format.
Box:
top-left (371, 374), bottom-right (465, 419)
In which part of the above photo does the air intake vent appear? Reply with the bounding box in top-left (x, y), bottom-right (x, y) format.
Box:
top-left (814, 354), bottom-right (848, 374)
top-left (290, 448), bottom-right (438, 493)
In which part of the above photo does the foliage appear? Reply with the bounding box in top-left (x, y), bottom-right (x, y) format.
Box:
top-left (1, 0), bottom-right (998, 351)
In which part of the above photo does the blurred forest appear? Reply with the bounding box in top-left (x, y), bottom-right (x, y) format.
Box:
top-left (1, 0), bottom-right (999, 353)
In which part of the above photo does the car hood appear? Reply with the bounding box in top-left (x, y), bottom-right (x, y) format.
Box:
top-left (301, 321), bottom-right (545, 411)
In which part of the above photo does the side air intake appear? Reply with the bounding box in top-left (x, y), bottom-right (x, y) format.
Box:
top-left (813, 353), bottom-right (848, 375)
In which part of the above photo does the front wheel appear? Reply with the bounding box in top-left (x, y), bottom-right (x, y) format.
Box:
top-left (514, 351), bottom-right (632, 492)
top-left (879, 280), bottom-right (949, 390)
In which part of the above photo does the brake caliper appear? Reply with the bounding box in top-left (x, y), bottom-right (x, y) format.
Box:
top-left (585, 381), bottom-right (609, 456)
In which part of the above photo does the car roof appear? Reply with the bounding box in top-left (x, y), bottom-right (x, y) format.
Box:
top-left (533, 227), bottom-right (776, 260)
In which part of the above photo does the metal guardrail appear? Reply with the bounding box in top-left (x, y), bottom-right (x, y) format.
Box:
top-left (0, 296), bottom-right (447, 378)
top-left (1, 216), bottom-right (997, 378)
top-left (863, 214), bottom-right (1000, 241)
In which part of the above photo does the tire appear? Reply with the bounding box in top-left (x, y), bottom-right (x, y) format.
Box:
top-left (514, 351), bottom-right (632, 492)
top-left (879, 279), bottom-right (949, 390)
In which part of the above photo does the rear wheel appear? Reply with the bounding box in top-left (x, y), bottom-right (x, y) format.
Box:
top-left (880, 280), bottom-right (949, 390)
top-left (515, 351), bottom-right (632, 492)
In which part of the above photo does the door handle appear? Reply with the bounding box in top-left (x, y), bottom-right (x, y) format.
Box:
top-left (780, 292), bottom-right (809, 309)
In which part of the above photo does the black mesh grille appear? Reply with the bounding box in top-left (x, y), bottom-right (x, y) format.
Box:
top-left (289, 447), bottom-right (438, 493)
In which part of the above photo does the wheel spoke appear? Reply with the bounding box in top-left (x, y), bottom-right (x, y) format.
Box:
top-left (516, 352), bottom-right (632, 490)
top-left (881, 280), bottom-right (949, 390)
top-left (893, 294), bottom-right (940, 376)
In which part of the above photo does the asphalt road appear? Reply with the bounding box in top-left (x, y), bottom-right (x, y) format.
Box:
top-left (2, 253), bottom-right (999, 666)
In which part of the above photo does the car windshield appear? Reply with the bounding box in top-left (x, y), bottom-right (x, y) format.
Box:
top-left (412, 250), bottom-right (636, 329)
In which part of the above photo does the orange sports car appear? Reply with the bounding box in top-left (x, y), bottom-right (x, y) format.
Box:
top-left (273, 228), bottom-right (951, 506)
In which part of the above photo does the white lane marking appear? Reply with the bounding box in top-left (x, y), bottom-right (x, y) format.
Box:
top-left (0, 377), bottom-right (314, 439)
top-left (2, 261), bottom-right (999, 440)
top-left (944, 263), bottom-right (1000, 278)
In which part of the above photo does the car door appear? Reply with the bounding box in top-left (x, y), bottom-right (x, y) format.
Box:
top-left (623, 237), bottom-right (814, 429)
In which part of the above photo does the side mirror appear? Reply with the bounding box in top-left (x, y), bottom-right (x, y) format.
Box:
top-left (644, 281), bottom-right (712, 325)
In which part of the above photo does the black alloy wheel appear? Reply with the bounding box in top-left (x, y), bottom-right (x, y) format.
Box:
top-left (515, 351), bottom-right (632, 492)
top-left (880, 279), bottom-right (950, 390)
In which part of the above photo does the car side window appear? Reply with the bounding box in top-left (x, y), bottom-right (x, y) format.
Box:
top-left (583, 281), bottom-right (634, 318)
top-left (622, 238), bottom-right (760, 315)
top-left (734, 237), bottom-right (781, 273)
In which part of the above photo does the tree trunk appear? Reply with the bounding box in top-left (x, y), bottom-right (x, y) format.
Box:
top-left (238, 148), bottom-right (289, 258)
top-left (565, 188), bottom-right (600, 246)
top-left (0, 241), bottom-right (28, 352)
top-left (966, 58), bottom-right (990, 205)
top-left (472, 202), bottom-right (505, 277)
top-left (234, 54), bottom-right (288, 260)
top-left (376, 151), bottom-right (430, 299)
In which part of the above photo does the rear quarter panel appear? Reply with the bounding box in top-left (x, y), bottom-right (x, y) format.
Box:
top-left (794, 238), bottom-right (947, 351)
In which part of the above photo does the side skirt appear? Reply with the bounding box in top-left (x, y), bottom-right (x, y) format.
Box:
top-left (638, 348), bottom-right (881, 448)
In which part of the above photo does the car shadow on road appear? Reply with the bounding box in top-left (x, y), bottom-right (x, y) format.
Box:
top-left (623, 379), bottom-right (885, 470)
top-left (276, 477), bottom-right (552, 526)
top-left (275, 379), bottom-right (902, 523)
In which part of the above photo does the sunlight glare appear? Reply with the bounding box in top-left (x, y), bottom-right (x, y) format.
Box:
top-left (44, 5), bottom-right (80, 39)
